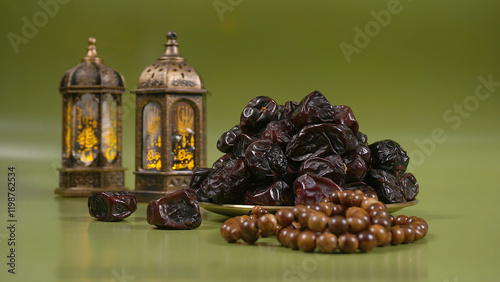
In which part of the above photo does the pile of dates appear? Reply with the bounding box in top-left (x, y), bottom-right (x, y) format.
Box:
top-left (191, 90), bottom-right (419, 205)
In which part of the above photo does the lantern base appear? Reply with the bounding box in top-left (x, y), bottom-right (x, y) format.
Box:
top-left (56, 167), bottom-right (127, 197)
top-left (133, 171), bottom-right (193, 202)
top-left (54, 186), bottom-right (128, 197)
top-left (129, 190), bottom-right (170, 203)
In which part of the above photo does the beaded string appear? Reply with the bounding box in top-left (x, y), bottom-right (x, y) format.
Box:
top-left (220, 190), bottom-right (428, 254)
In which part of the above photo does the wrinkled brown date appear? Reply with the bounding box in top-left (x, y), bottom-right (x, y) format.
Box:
top-left (147, 188), bottom-right (202, 230)
top-left (286, 123), bottom-right (358, 162)
top-left (365, 169), bottom-right (406, 204)
top-left (333, 105), bottom-right (359, 136)
top-left (261, 119), bottom-right (296, 149)
top-left (290, 91), bottom-right (335, 128)
top-left (232, 133), bottom-right (259, 159)
top-left (298, 155), bottom-right (346, 185)
top-left (343, 154), bottom-right (368, 183)
top-left (245, 140), bottom-right (287, 180)
top-left (369, 140), bottom-right (409, 176)
top-left (189, 167), bottom-right (214, 202)
top-left (399, 173), bottom-right (419, 201)
top-left (212, 153), bottom-right (234, 171)
top-left (217, 125), bottom-right (241, 153)
top-left (280, 100), bottom-right (300, 120)
top-left (240, 96), bottom-right (278, 133)
top-left (88, 191), bottom-right (137, 222)
top-left (243, 180), bottom-right (294, 206)
top-left (357, 131), bottom-right (368, 146)
top-left (202, 159), bottom-right (249, 204)
top-left (293, 174), bottom-right (344, 205)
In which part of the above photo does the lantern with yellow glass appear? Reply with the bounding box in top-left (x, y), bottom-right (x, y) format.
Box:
top-left (56, 37), bottom-right (127, 197)
top-left (132, 32), bottom-right (207, 202)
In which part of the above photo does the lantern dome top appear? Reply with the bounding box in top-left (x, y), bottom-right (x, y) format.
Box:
top-left (60, 37), bottom-right (125, 92)
top-left (133, 31), bottom-right (206, 94)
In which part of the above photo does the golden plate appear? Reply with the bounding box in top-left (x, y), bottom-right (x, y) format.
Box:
top-left (199, 199), bottom-right (418, 217)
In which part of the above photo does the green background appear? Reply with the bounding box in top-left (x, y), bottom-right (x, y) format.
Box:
top-left (1, 0), bottom-right (499, 281)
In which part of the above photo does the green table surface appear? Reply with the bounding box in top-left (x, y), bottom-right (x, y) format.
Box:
top-left (1, 134), bottom-right (500, 281)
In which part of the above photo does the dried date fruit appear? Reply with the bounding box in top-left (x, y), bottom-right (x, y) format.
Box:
top-left (245, 140), bottom-right (287, 180)
top-left (217, 125), bottom-right (241, 153)
top-left (343, 154), bottom-right (368, 183)
top-left (243, 180), bottom-right (294, 206)
top-left (232, 133), bottom-right (259, 159)
top-left (240, 96), bottom-right (278, 133)
top-left (333, 105), bottom-right (359, 136)
top-left (202, 159), bottom-right (249, 204)
top-left (399, 173), bottom-right (419, 201)
top-left (189, 167), bottom-right (213, 202)
top-left (294, 174), bottom-right (344, 205)
top-left (281, 164), bottom-right (298, 187)
top-left (356, 131), bottom-right (368, 146)
top-left (212, 153), bottom-right (234, 170)
top-left (365, 169), bottom-right (405, 204)
top-left (369, 140), bottom-right (409, 175)
top-left (261, 119), bottom-right (296, 149)
top-left (286, 123), bottom-right (358, 162)
top-left (352, 144), bottom-right (371, 165)
top-left (298, 155), bottom-right (346, 185)
top-left (281, 100), bottom-right (300, 120)
top-left (147, 188), bottom-right (201, 229)
top-left (290, 90), bottom-right (335, 128)
top-left (190, 167), bottom-right (213, 191)
top-left (88, 191), bottom-right (137, 222)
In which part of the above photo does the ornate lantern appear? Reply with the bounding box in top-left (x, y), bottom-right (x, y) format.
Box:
top-left (132, 31), bottom-right (207, 202)
top-left (55, 37), bottom-right (127, 197)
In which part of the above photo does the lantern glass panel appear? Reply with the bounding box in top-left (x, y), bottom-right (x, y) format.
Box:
top-left (73, 93), bottom-right (99, 165)
top-left (142, 102), bottom-right (162, 171)
top-left (171, 101), bottom-right (195, 171)
top-left (101, 94), bottom-right (118, 163)
top-left (64, 96), bottom-right (72, 160)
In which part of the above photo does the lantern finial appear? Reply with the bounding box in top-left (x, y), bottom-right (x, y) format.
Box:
top-left (159, 31), bottom-right (183, 61)
top-left (82, 37), bottom-right (102, 63)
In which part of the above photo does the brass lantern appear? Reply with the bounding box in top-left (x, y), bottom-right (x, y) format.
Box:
top-left (55, 37), bottom-right (127, 197)
top-left (131, 31), bottom-right (207, 202)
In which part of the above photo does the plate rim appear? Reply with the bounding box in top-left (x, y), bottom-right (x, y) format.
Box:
top-left (199, 198), bottom-right (419, 216)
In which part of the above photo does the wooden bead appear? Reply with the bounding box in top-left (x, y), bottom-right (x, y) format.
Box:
top-left (307, 212), bottom-right (328, 232)
top-left (329, 215), bottom-right (348, 236)
top-left (276, 209), bottom-right (294, 227)
top-left (316, 232), bottom-right (338, 254)
top-left (358, 231), bottom-right (377, 252)
top-left (338, 233), bottom-right (359, 253)
top-left (297, 230), bottom-right (317, 252)
top-left (347, 216), bottom-right (367, 234)
top-left (390, 226), bottom-right (405, 245)
top-left (258, 213), bottom-right (278, 237)
top-left (368, 224), bottom-right (388, 246)
top-left (401, 225), bottom-right (415, 244)
top-left (286, 229), bottom-right (300, 250)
